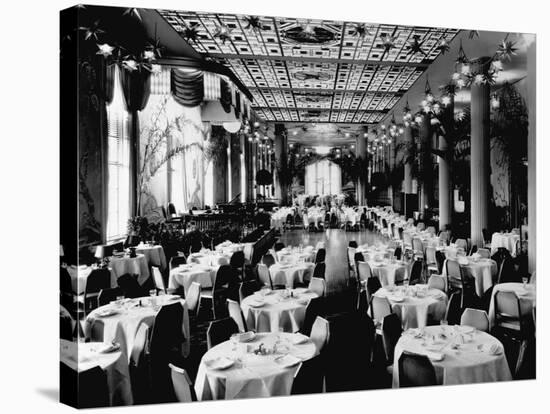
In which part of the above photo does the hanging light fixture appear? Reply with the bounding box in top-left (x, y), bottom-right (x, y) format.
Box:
top-left (491, 94), bottom-right (500, 109)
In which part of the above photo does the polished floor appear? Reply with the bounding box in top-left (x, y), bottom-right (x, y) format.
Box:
top-left (278, 228), bottom-right (386, 295)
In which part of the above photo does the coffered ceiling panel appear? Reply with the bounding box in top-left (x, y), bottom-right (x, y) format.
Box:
top-left (158, 9), bottom-right (459, 123)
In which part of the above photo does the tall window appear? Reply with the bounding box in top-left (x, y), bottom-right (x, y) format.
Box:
top-left (106, 67), bottom-right (130, 241)
top-left (305, 160), bottom-right (342, 195)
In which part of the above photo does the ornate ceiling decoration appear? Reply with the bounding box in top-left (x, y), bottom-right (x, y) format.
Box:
top-left (158, 10), bottom-right (459, 124)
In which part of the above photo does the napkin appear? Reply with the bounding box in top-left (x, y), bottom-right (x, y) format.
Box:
top-left (423, 351), bottom-right (444, 361)
top-left (481, 343), bottom-right (503, 355)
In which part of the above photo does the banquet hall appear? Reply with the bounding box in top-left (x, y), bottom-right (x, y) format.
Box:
top-left (59, 4), bottom-right (536, 408)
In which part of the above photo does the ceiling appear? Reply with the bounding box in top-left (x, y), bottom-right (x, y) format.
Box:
top-left (157, 9), bottom-right (460, 125)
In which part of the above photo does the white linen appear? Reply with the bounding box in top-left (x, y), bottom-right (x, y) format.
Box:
top-left (442, 257), bottom-right (498, 296)
top-left (491, 232), bottom-right (521, 257)
top-left (168, 263), bottom-right (218, 294)
top-left (195, 332), bottom-right (317, 401)
top-left (393, 325), bottom-right (512, 387)
top-left (135, 244), bottom-right (167, 271)
top-left (374, 285), bottom-right (447, 329)
top-left (241, 289), bottom-right (318, 333)
top-left (109, 254), bottom-right (150, 286)
top-left (60, 339), bottom-right (133, 406)
top-left (487, 282), bottom-right (536, 328)
top-left (66, 265), bottom-right (114, 294)
top-left (84, 295), bottom-right (190, 361)
top-left (188, 250), bottom-right (230, 266)
top-left (269, 262), bottom-right (315, 288)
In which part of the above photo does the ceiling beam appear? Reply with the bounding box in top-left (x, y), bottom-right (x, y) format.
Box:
top-left (207, 53), bottom-right (430, 68)
top-left (249, 86), bottom-right (404, 95)
top-left (253, 106), bottom-right (388, 113)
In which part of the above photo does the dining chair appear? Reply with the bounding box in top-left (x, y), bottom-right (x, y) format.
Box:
top-left (168, 363), bottom-right (197, 402)
top-left (445, 259), bottom-right (463, 293)
top-left (257, 263), bottom-right (273, 289)
top-left (469, 245), bottom-right (478, 256)
top-left (371, 296), bottom-right (393, 333)
top-left (315, 248), bottom-right (326, 264)
top-left (426, 226), bottom-right (436, 236)
top-left (347, 247), bottom-right (357, 276)
top-left (309, 316), bottom-right (330, 353)
top-left (435, 251), bottom-right (446, 274)
top-left (412, 238), bottom-right (424, 259)
top-left (460, 308), bottom-right (490, 332)
top-left (498, 257), bottom-right (519, 284)
top-left (313, 262), bottom-right (326, 280)
top-left (261, 253), bottom-right (276, 268)
top-left (206, 317), bottom-right (239, 349)
top-left (445, 292), bottom-right (463, 325)
top-left (83, 268), bottom-right (111, 313)
top-left (425, 247), bottom-right (438, 275)
top-left (149, 302), bottom-right (187, 402)
top-left (169, 254), bottom-right (187, 270)
top-left (381, 313), bottom-right (402, 365)
top-left (97, 287), bottom-right (124, 306)
top-left (493, 291), bottom-right (531, 339)
top-left (398, 352), bottom-right (437, 387)
top-left (227, 299), bottom-right (247, 333)
top-left (151, 266), bottom-right (166, 294)
top-left (477, 248), bottom-right (491, 259)
top-left (60, 362), bottom-right (110, 408)
top-left (455, 238), bottom-right (468, 252)
top-left (309, 277), bottom-right (326, 297)
top-left (291, 355), bottom-right (324, 395)
top-left (186, 282), bottom-right (201, 318)
top-left (229, 251), bottom-right (246, 280)
top-left (409, 259), bottom-right (424, 285)
top-left (427, 274), bottom-right (446, 292)
top-left (300, 296), bottom-right (325, 336)
top-left (356, 261), bottom-right (373, 284)
top-left (394, 246), bottom-right (403, 260)
top-left (117, 273), bottom-right (146, 299)
top-left (366, 276), bottom-right (382, 303)
top-left (239, 280), bottom-right (261, 302)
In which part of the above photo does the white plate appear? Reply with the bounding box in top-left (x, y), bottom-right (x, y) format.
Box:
top-left (249, 300), bottom-right (265, 308)
top-left (292, 334), bottom-right (309, 345)
top-left (98, 342), bottom-right (121, 353)
top-left (389, 295), bottom-right (405, 302)
top-left (275, 354), bottom-right (302, 368)
top-left (205, 357), bottom-right (234, 370)
top-left (457, 325), bottom-right (475, 334)
top-left (235, 331), bottom-right (256, 342)
top-left (97, 308), bottom-right (119, 318)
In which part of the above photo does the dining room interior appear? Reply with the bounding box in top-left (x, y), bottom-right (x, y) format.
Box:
top-left (59, 3), bottom-right (537, 408)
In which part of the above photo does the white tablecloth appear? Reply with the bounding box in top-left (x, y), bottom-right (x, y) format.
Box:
top-left (393, 325), bottom-right (512, 387)
top-left (241, 289), bottom-right (318, 333)
top-left (67, 266), bottom-right (118, 294)
top-left (188, 251), bottom-right (230, 267)
top-left (168, 263), bottom-right (218, 294)
top-left (487, 282), bottom-right (536, 328)
top-left (109, 254), bottom-right (150, 286)
top-left (215, 242), bottom-right (254, 262)
top-left (366, 260), bottom-right (409, 287)
top-left (442, 257), bottom-right (498, 296)
top-left (60, 340), bottom-right (133, 406)
top-left (195, 332), bottom-right (317, 401)
top-left (269, 263), bottom-right (315, 288)
top-left (135, 244), bottom-right (167, 271)
top-left (84, 295), bottom-right (190, 361)
top-left (374, 285), bottom-right (447, 329)
top-left (491, 232), bottom-right (521, 257)
top-left (276, 248), bottom-right (316, 264)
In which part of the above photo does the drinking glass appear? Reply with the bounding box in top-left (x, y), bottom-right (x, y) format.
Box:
top-left (522, 277), bottom-right (528, 289)
top-left (403, 279), bottom-right (409, 288)
top-left (149, 289), bottom-right (157, 297)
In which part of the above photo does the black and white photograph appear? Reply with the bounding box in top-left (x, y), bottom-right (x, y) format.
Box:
top-left (53, 0), bottom-right (539, 410)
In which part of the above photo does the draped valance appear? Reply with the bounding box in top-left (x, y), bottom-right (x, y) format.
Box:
top-left (170, 68), bottom-right (204, 108)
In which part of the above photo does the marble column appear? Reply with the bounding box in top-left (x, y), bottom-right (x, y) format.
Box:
top-left (470, 57), bottom-right (491, 247)
top-left (418, 113), bottom-right (432, 215)
top-left (230, 133), bottom-right (241, 202)
top-left (212, 126), bottom-right (228, 204)
top-left (274, 124), bottom-right (288, 205)
top-left (438, 97), bottom-right (453, 230)
top-left (526, 40), bottom-right (536, 274)
top-left (356, 134), bottom-right (367, 204)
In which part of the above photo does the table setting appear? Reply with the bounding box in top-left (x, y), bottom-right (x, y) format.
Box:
top-left (84, 294), bottom-right (190, 361)
top-left (393, 325), bottom-right (512, 387)
top-left (188, 249), bottom-right (231, 267)
top-left (491, 231), bottom-right (521, 257)
top-left (441, 253), bottom-right (498, 296)
top-left (241, 287), bottom-right (318, 333)
top-left (168, 262), bottom-right (218, 294)
top-left (135, 242), bottom-right (167, 271)
top-left (109, 252), bottom-right (150, 286)
top-left (358, 244), bottom-right (409, 286)
top-left (487, 281), bottom-right (536, 328)
top-left (194, 331), bottom-right (317, 400)
top-left (374, 284), bottom-right (447, 329)
top-left (60, 339), bottom-right (133, 405)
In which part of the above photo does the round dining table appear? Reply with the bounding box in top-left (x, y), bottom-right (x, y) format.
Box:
top-left (65, 265), bottom-right (117, 294)
top-left (491, 232), bottom-right (521, 257)
top-left (374, 285), bottom-right (447, 329)
top-left (241, 288), bottom-right (318, 333)
top-left (276, 247), bottom-right (316, 264)
top-left (442, 256), bottom-right (498, 296)
top-left (60, 339), bottom-right (133, 406)
top-left (188, 250), bottom-right (230, 267)
top-left (487, 282), bottom-right (536, 328)
top-left (365, 259), bottom-right (409, 287)
top-left (269, 262), bottom-right (315, 288)
top-left (109, 254), bottom-right (150, 286)
top-left (168, 263), bottom-right (218, 294)
top-left (194, 332), bottom-right (317, 401)
top-left (84, 295), bottom-right (190, 361)
top-left (135, 243), bottom-right (167, 271)
top-left (393, 325), bottom-right (512, 387)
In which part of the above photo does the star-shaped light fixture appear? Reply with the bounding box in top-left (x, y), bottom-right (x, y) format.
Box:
top-left (380, 33), bottom-right (398, 57)
top-left (406, 35), bottom-right (426, 57)
top-left (351, 23), bottom-right (372, 37)
top-left (214, 24), bottom-right (233, 44)
top-left (96, 43), bottom-right (114, 57)
top-left (436, 38), bottom-right (451, 54)
top-left (244, 16), bottom-right (262, 31)
top-left (79, 20), bottom-right (105, 41)
top-left (496, 39), bottom-right (518, 61)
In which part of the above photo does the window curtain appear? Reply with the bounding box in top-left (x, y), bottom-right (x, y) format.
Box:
top-left (170, 69), bottom-right (204, 108)
top-left (305, 160), bottom-right (342, 195)
top-left (220, 78), bottom-right (232, 113)
top-left (120, 68), bottom-right (151, 112)
top-left (234, 90), bottom-right (241, 119)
